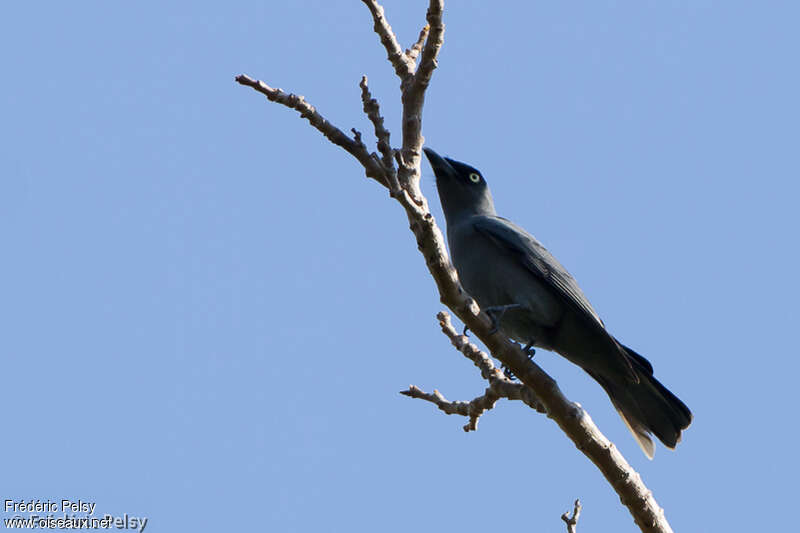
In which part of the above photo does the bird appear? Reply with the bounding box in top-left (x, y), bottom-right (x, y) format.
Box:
top-left (423, 147), bottom-right (692, 458)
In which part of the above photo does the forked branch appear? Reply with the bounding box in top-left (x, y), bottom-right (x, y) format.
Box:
top-left (236, 2), bottom-right (674, 532)
top-left (562, 499), bottom-right (582, 533)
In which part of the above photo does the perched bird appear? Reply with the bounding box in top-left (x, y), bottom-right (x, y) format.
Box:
top-left (423, 147), bottom-right (691, 458)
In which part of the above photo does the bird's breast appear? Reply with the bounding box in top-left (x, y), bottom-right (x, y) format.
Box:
top-left (448, 226), bottom-right (564, 342)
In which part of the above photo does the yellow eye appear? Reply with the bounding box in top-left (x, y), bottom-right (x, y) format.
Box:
top-left (469, 173), bottom-right (480, 183)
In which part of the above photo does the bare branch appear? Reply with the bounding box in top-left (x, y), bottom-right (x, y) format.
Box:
top-left (401, 312), bottom-right (546, 431)
top-left (400, 385), bottom-right (499, 432)
top-left (398, 0), bottom-right (444, 196)
top-left (406, 24), bottom-right (430, 63)
top-left (359, 76), bottom-right (398, 191)
top-left (452, 314), bottom-right (675, 533)
top-left (351, 128), bottom-right (365, 150)
top-left (236, 3), bottom-right (677, 532)
top-left (414, 2), bottom-right (445, 96)
top-left (235, 75), bottom-right (386, 184)
top-left (358, 1), bottom-right (444, 197)
top-left (561, 500), bottom-right (582, 533)
top-left (436, 312), bottom-right (546, 413)
top-left (360, 0), bottom-right (414, 82)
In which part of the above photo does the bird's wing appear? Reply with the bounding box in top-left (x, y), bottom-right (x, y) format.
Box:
top-left (471, 215), bottom-right (606, 330)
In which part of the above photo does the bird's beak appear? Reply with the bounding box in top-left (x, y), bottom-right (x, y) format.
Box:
top-left (423, 147), bottom-right (456, 181)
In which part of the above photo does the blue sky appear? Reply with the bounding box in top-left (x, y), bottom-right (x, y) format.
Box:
top-left (2, 1), bottom-right (798, 531)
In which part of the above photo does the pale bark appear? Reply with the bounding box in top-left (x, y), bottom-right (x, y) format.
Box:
top-left (236, 2), bottom-right (675, 532)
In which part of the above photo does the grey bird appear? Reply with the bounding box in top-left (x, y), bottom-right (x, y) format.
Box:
top-left (423, 147), bottom-right (692, 458)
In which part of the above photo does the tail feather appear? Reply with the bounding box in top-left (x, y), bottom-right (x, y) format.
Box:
top-left (616, 406), bottom-right (656, 459)
top-left (590, 344), bottom-right (692, 458)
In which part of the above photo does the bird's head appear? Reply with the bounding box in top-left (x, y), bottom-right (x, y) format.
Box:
top-left (423, 147), bottom-right (496, 223)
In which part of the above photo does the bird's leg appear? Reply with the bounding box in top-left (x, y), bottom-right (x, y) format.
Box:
top-left (483, 303), bottom-right (523, 335)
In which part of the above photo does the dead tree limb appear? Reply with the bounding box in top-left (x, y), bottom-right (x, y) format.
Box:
top-left (400, 311), bottom-right (546, 432)
top-left (236, 2), bottom-right (674, 532)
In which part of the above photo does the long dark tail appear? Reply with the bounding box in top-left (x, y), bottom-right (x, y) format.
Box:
top-left (590, 344), bottom-right (692, 459)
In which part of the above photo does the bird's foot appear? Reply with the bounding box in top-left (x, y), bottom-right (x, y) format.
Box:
top-left (483, 303), bottom-right (523, 335)
top-left (500, 362), bottom-right (517, 381)
top-left (522, 339), bottom-right (536, 359)
top-left (501, 340), bottom-right (536, 381)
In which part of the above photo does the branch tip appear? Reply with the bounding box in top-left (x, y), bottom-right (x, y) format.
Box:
top-left (406, 23), bottom-right (431, 62)
top-left (397, 0), bottom-right (444, 196)
top-left (561, 499), bottom-right (582, 533)
top-left (360, 0), bottom-right (414, 81)
top-left (236, 73), bottom-right (386, 183)
top-left (358, 74), bottom-right (397, 190)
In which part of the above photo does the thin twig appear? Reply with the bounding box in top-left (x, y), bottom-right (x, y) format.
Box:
top-left (360, 0), bottom-right (414, 82)
top-left (234, 75), bottom-right (386, 183)
top-left (561, 500), bottom-right (582, 533)
top-left (437, 312), bottom-right (546, 413)
top-left (397, 0), bottom-right (444, 195)
top-left (413, 2), bottom-right (444, 96)
top-left (406, 24), bottom-right (430, 63)
top-left (400, 385), bottom-right (500, 432)
top-left (359, 76), bottom-right (398, 191)
top-left (402, 312), bottom-right (546, 431)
